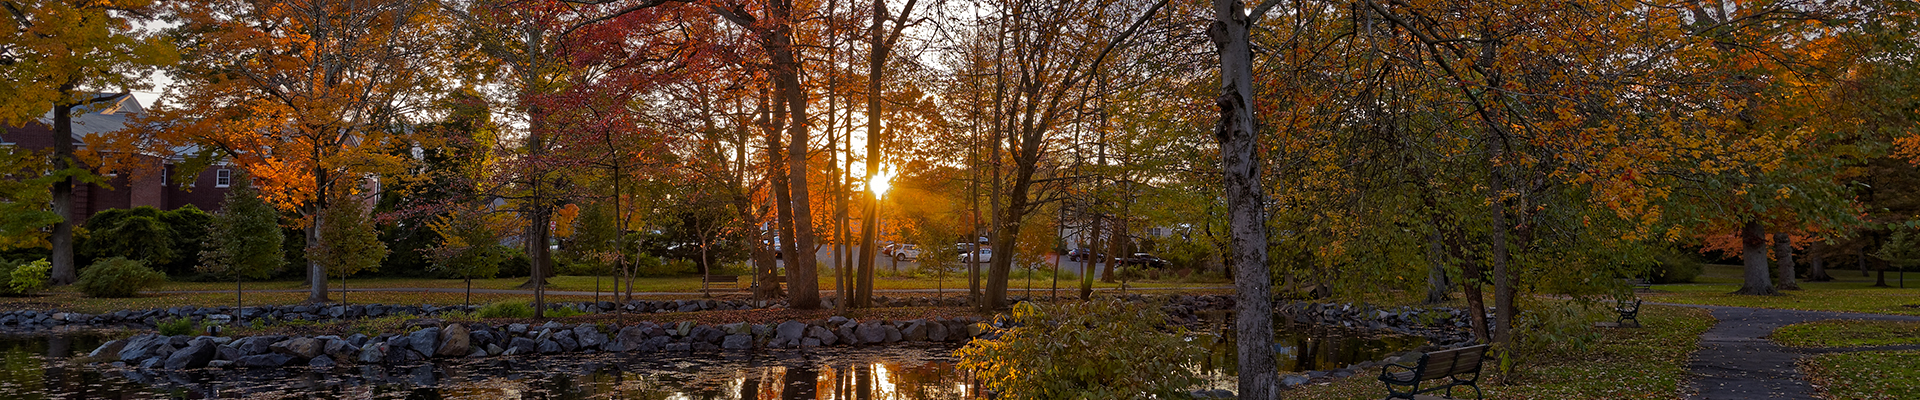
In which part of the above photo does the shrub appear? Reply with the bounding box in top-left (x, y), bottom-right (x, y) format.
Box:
top-left (477, 300), bottom-right (535, 319)
top-left (1649, 247), bottom-right (1704, 284)
top-left (956, 298), bottom-right (1206, 399)
top-left (157, 317), bottom-right (197, 336)
top-left (0, 258), bottom-right (50, 296)
top-left (76, 257), bottom-right (166, 298)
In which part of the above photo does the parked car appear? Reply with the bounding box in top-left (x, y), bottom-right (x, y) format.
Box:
top-left (889, 244), bottom-right (923, 261)
top-left (959, 248), bottom-right (993, 264)
top-left (1118, 253), bottom-right (1169, 269)
top-left (1067, 248), bottom-right (1104, 262)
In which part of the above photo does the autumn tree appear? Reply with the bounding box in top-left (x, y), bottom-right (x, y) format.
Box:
top-left (0, 0), bottom-right (175, 284)
top-left (128, 0), bottom-right (446, 303)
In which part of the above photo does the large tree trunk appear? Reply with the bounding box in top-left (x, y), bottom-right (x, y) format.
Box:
top-left (770, 0), bottom-right (820, 310)
top-left (49, 101), bottom-right (78, 285)
top-left (1734, 221), bottom-right (1778, 295)
top-left (1773, 232), bottom-right (1800, 290)
top-left (1080, 211), bottom-right (1101, 300)
top-left (307, 162), bottom-right (331, 303)
top-left (1460, 256), bottom-right (1492, 344)
top-left (1210, 1), bottom-right (1276, 397)
top-left (1806, 242), bottom-right (1833, 281)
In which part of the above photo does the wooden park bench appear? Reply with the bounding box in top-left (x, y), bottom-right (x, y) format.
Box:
top-left (702, 275), bottom-right (744, 292)
top-left (1622, 278), bottom-right (1653, 292)
top-left (1378, 344), bottom-right (1489, 400)
top-left (1614, 297), bottom-right (1642, 328)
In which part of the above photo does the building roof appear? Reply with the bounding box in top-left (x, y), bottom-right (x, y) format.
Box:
top-left (39, 94), bottom-right (145, 143)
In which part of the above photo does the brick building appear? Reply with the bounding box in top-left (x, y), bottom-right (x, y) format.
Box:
top-left (0, 95), bottom-right (234, 221)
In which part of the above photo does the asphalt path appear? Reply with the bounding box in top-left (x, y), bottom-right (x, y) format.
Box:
top-left (1648, 303), bottom-right (1920, 400)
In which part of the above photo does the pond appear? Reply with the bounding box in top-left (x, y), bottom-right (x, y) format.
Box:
top-left (0, 328), bottom-right (1422, 399)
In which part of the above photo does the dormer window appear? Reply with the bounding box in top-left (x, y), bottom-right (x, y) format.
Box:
top-left (216, 169), bottom-right (232, 188)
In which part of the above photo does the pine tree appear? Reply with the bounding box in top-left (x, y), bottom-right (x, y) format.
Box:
top-left (200, 173), bottom-right (285, 307)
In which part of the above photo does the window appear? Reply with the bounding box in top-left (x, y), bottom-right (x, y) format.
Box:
top-left (216, 169), bottom-right (232, 188)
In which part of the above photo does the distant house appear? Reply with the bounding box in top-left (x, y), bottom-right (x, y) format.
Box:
top-left (0, 94), bottom-right (234, 221)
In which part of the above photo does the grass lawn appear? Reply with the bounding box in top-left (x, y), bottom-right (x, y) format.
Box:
top-left (1276, 305), bottom-right (1714, 400)
top-left (1646, 264), bottom-right (1920, 316)
top-left (0, 291), bottom-right (561, 314)
top-left (1770, 320), bottom-right (1920, 348)
top-left (0, 271), bottom-right (1228, 314)
top-left (1802, 350), bottom-right (1920, 400)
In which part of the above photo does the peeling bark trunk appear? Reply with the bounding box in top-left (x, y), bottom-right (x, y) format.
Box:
top-left (1209, 1), bottom-right (1275, 397)
top-left (1735, 221), bottom-right (1778, 295)
top-left (1773, 232), bottom-right (1799, 290)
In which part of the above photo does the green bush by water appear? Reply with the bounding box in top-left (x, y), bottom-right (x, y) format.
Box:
top-left (0, 258), bottom-right (49, 296)
top-left (477, 300), bottom-right (534, 318)
top-left (957, 297), bottom-right (1207, 398)
top-left (76, 257), bottom-right (166, 298)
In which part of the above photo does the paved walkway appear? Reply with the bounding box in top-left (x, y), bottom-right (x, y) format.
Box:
top-left (1651, 303), bottom-right (1920, 400)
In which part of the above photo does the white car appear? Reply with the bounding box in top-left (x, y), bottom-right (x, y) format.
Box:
top-left (959, 248), bottom-right (993, 264)
top-left (889, 244), bottom-right (923, 261)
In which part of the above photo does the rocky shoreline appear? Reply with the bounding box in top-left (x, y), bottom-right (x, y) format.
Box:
top-left (89, 315), bottom-right (993, 370)
top-left (20, 293), bottom-right (1487, 395)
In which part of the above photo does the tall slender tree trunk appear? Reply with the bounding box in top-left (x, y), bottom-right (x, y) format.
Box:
top-left (770, 0), bottom-right (820, 309)
top-left (1460, 256), bottom-right (1492, 344)
top-left (307, 164), bottom-right (331, 303)
top-left (1773, 232), bottom-right (1799, 290)
top-left (1081, 211), bottom-right (1101, 300)
top-left (1735, 221), bottom-right (1778, 295)
top-left (1209, 1), bottom-right (1275, 397)
top-left (1425, 227), bottom-right (1450, 304)
top-left (1859, 246), bottom-right (1870, 277)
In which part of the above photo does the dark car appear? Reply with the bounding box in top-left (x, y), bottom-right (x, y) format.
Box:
top-left (1118, 253), bottom-right (1169, 269)
top-left (1067, 248), bottom-right (1103, 262)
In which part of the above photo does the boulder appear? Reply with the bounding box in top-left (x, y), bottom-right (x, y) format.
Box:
top-left (323, 339), bottom-right (356, 363)
top-left (883, 324), bottom-right (902, 343)
top-left (88, 338), bottom-right (129, 362)
top-left (900, 321), bottom-right (927, 341)
top-left (807, 326), bottom-right (838, 346)
top-left (555, 332), bottom-right (579, 352)
top-left (216, 346), bottom-right (241, 362)
top-left (537, 339), bottom-right (562, 354)
top-left (509, 337), bottom-right (538, 355)
top-left (855, 322), bottom-right (887, 344)
top-left (436, 324), bottom-right (471, 357)
top-left (235, 353), bottom-right (293, 368)
top-left (409, 327), bottom-right (440, 357)
top-left (721, 334), bottom-right (753, 350)
top-left (270, 338), bottom-right (323, 360)
top-left (357, 343), bottom-right (386, 364)
top-left (308, 355), bottom-right (336, 368)
top-left (926, 322), bottom-right (948, 342)
top-left (116, 334), bottom-right (163, 362)
top-left (485, 343), bottom-right (505, 356)
top-left (573, 325), bottom-right (605, 349)
top-left (773, 321), bottom-right (808, 347)
top-left (163, 339), bottom-right (217, 369)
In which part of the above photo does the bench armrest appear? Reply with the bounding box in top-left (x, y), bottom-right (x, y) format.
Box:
top-left (1378, 361), bottom-right (1421, 383)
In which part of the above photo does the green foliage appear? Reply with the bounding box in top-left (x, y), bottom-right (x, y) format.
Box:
top-left (1874, 227), bottom-right (1920, 269)
top-left (79, 207), bottom-right (176, 269)
top-left (75, 257), bottom-right (166, 298)
top-left (630, 253), bottom-right (694, 277)
top-left (425, 206), bottom-right (508, 282)
top-left (0, 258), bottom-right (49, 296)
top-left (476, 300), bottom-right (534, 319)
top-left (561, 202), bottom-right (621, 276)
top-left (956, 298), bottom-right (1206, 399)
top-left (199, 176), bottom-right (285, 281)
top-left (547, 306), bottom-right (586, 318)
top-left (157, 317), bottom-right (197, 336)
top-left (1647, 247), bottom-right (1703, 284)
top-left (0, 147), bottom-right (64, 250)
top-left (310, 193), bottom-right (388, 279)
